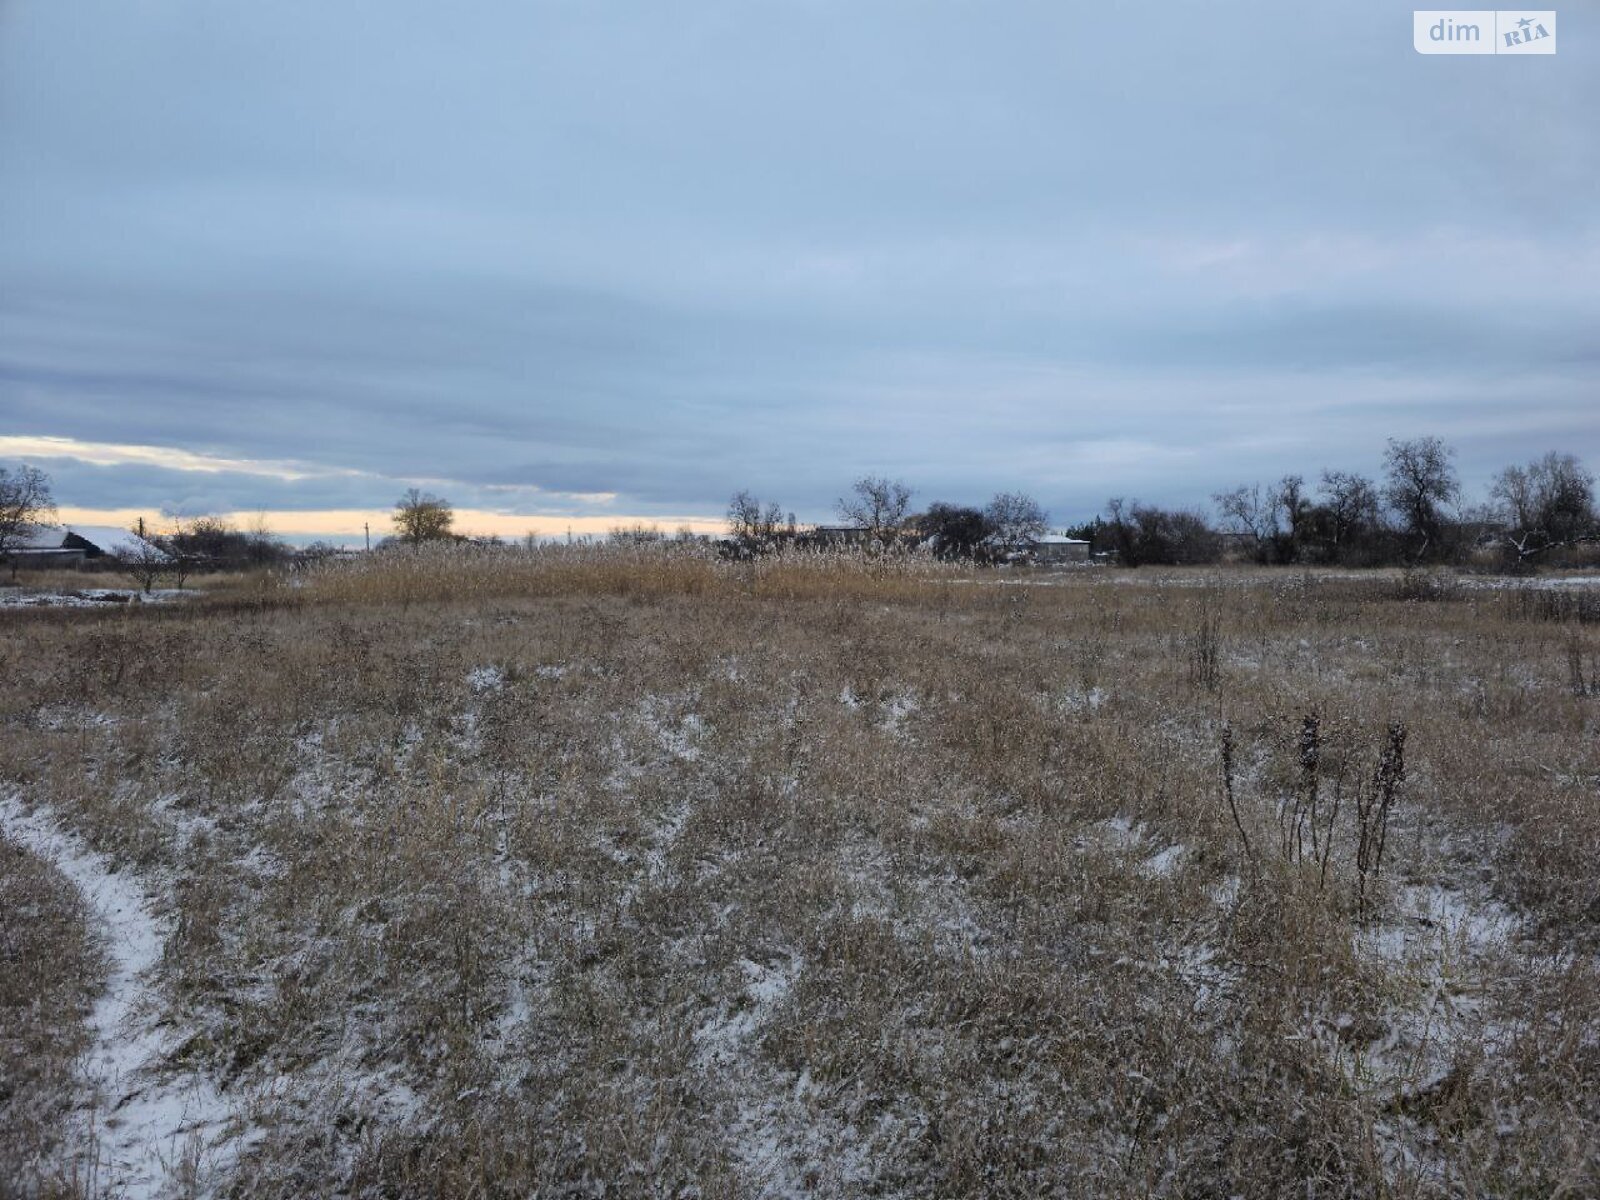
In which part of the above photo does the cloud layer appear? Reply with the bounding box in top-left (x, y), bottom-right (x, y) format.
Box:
top-left (2, 1), bottom-right (1596, 540)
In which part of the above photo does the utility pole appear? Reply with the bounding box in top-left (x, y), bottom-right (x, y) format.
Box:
top-left (364, 522), bottom-right (370, 552)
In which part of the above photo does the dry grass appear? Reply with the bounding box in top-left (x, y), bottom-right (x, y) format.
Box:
top-left (294, 541), bottom-right (965, 608)
top-left (1, 567), bottom-right (246, 598)
top-left (0, 832), bottom-right (101, 1199)
top-left (2, 548), bottom-right (1598, 1197)
top-left (2, 569), bottom-right (145, 593)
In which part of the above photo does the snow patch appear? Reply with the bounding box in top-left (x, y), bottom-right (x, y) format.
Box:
top-left (1055, 687), bottom-right (1107, 714)
top-left (1357, 882), bottom-right (1522, 970)
top-left (692, 956), bottom-right (814, 1196)
top-left (0, 588), bottom-right (187, 608)
top-left (1142, 843), bottom-right (1189, 878)
top-left (1086, 816), bottom-right (1187, 876)
top-left (0, 795), bottom-right (239, 1199)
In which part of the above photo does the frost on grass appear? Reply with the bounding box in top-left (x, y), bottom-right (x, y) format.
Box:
top-left (466, 663), bottom-right (506, 694)
top-left (3, 559), bottom-right (1598, 1195)
top-left (688, 953), bottom-right (889, 1196)
top-left (690, 954), bottom-right (848, 1198)
top-left (0, 587), bottom-right (189, 608)
top-left (1351, 880), bottom-right (1524, 1093)
top-left (0, 795), bottom-right (239, 1199)
top-left (1086, 815), bottom-right (1190, 879)
top-left (1320, 877), bottom-right (1530, 1186)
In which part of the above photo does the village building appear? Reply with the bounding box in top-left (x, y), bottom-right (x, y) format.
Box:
top-left (6, 524), bottom-right (169, 568)
top-left (1031, 534), bottom-right (1092, 564)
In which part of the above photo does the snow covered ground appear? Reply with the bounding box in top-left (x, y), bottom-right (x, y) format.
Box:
top-left (1461, 573), bottom-right (1600, 590)
top-left (0, 795), bottom-right (238, 1199)
top-left (2, 561), bottom-right (1595, 1196)
top-left (0, 587), bottom-right (188, 608)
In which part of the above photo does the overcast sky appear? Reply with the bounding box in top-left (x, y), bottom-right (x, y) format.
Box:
top-left (2, 1), bottom-right (1596, 541)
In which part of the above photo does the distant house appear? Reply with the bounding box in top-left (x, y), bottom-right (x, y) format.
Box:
top-left (6, 524), bottom-right (168, 567)
top-left (982, 532), bottom-right (1092, 565)
top-left (1031, 535), bottom-right (1091, 565)
top-left (59, 525), bottom-right (170, 562)
top-left (7, 526), bottom-right (88, 568)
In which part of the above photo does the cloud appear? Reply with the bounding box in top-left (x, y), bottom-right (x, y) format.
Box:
top-left (0, 439), bottom-right (624, 533)
top-left (0, 435), bottom-right (361, 481)
top-left (0, 0), bottom-right (1595, 527)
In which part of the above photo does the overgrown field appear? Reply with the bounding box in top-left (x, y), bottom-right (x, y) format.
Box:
top-left (3, 550), bottom-right (1599, 1198)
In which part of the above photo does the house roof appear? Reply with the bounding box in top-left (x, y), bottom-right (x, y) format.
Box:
top-left (981, 532), bottom-right (1090, 547)
top-left (15, 524), bottom-right (69, 550)
top-left (63, 525), bottom-right (171, 560)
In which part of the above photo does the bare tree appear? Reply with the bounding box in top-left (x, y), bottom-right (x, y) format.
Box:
top-left (116, 531), bottom-right (174, 594)
top-left (1213, 483), bottom-right (1276, 550)
top-left (1273, 474), bottom-right (1312, 561)
top-left (167, 515), bottom-right (234, 562)
top-left (1219, 473), bottom-right (1359, 564)
top-left (1383, 437), bottom-right (1458, 561)
top-left (1213, 478), bottom-right (1300, 562)
top-left (984, 492), bottom-right (1050, 556)
top-left (1317, 470), bottom-right (1382, 559)
top-left (243, 511), bottom-right (287, 566)
top-left (393, 488), bottom-right (454, 545)
top-left (299, 540), bottom-right (341, 564)
top-left (726, 490), bottom-right (786, 555)
top-left (608, 523), bottom-right (665, 545)
top-left (836, 476), bottom-right (914, 547)
top-left (916, 503), bottom-right (993, 560)
top-left (1104, 497), bottom-right (1218, 566)
top-left (0, 465), bottom-right (56, 576)
top-left (1490, 452), bottom-right (1596, 563)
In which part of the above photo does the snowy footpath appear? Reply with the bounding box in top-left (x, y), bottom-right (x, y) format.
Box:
top-left (0, 795), bottom-right (235, 1199)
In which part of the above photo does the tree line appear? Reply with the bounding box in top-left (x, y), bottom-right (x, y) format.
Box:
top-left (726, 477), bottom-right (1052, 561)
top-left (726, 438), bottom-right (1598, 569)
top-left (3, 435), bottom-right (1596, 577)
top-left (1201, 438), bottom-right (1596, 569)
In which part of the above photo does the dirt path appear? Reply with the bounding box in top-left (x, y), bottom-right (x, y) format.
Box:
top-left (0, 795), bottom-right (235, 1199)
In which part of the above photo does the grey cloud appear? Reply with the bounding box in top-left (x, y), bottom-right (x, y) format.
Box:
top-left (1, 0), bottom-right (1596, 528)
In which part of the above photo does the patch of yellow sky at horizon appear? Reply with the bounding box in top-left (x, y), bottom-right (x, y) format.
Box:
top-left (5, 435), bottom-right (723, 540)
top-left (55, 508), bottom-right (727, 541)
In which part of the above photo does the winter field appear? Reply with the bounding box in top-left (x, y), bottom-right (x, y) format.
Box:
top-left (3, 546), bottom-right (1599, 1198)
